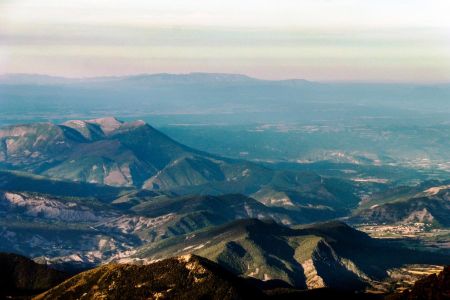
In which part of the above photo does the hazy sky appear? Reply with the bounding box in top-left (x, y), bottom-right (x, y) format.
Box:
top-left (1, 0), bottom-right (450, 82)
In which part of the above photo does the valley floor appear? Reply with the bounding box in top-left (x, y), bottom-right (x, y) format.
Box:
top-left (358, 224), bottom-right (450, 254)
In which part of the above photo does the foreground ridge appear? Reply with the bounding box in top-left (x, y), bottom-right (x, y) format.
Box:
top-left (34, 255), bottom-right (264, 300)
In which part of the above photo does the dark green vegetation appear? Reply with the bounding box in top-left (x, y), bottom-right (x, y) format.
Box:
top-left (0, 252), bottom-right (68, 298)
top-left (133, 219), bottom-right (450, 290)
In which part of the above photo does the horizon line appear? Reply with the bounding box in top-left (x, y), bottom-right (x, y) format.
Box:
top-left (1, 72), bottom-right (449, 85)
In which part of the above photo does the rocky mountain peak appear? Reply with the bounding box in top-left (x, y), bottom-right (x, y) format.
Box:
top-left (86, 117), bottom-right (123, 134)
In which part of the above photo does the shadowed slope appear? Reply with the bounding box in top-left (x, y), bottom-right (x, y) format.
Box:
top-left (0, 252), bottom-right (68, 298)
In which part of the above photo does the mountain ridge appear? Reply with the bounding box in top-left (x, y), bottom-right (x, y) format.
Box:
top-left (34, 254), bottom-right (265, 300)
top-left (0, 118), bottom-right (360, 219)
top-left (351, 184), bottom-right (450, 227)
top-left (129, 219), bottom-right (450, 290)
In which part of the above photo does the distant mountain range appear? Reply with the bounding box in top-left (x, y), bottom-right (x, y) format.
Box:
top-left (1, 72), bottom-right (449, 125)
top-left (0, 118), bottom-right (360, 217)
top-left (0, 72), bottom-right (309, 86)
top-left (2, 72), bottom-right (450, 172)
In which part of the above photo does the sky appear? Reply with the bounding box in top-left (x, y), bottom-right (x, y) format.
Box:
top-left (1, 0), bottom-right (450, 82)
